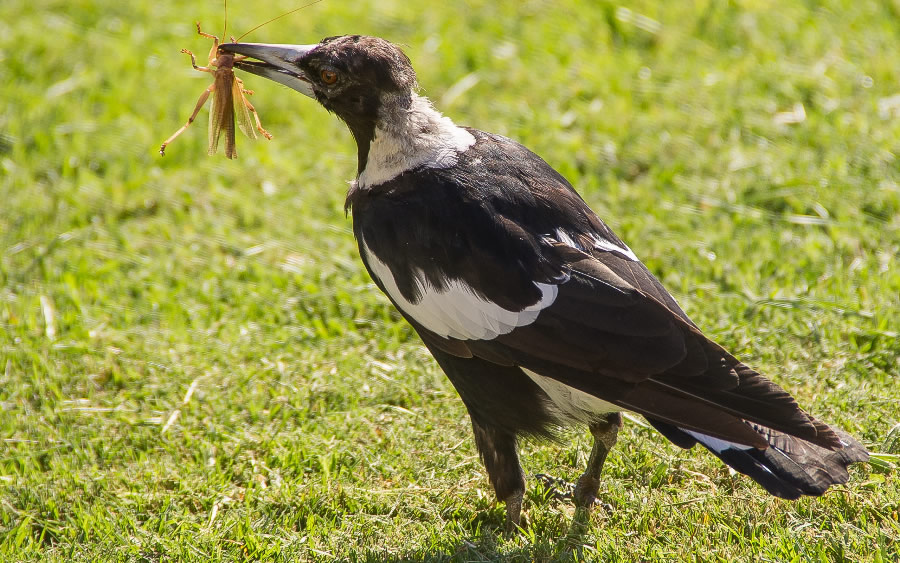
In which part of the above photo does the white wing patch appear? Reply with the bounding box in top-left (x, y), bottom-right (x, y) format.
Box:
top-left (683, 429), bottom-right (754, 452)
top-left (522, 368), bottom-right (619, 424)
top-left (554, 228), bottom-right (639, 261)
top-left (363, 242), bottom-right (556, 340)
top-left (591, 234), bottom-right (639, 261)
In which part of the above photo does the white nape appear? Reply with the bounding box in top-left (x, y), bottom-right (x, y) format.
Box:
top-left (522, 368), bottom-right (619, 424)
top-left (357, 93), bottom-right (476, 189)
top-left (683, 429), bottom-right (754, 452)
top-left (363, 242), bottom-right (556, 340)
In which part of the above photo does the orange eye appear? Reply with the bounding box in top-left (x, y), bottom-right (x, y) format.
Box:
top-left (321, 69), bottom-right (338, 84)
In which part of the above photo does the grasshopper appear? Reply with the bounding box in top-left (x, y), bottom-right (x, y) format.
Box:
top-left (159, 0), bottom-right (324, 159)
top-left (160, 22), bottom-right (272, 159)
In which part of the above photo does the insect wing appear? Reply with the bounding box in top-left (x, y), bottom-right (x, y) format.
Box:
top-left (233, 79), bottom-right (258, 141)
top-left (209, 74), bottom-right (237, 157)
top-left (208, 86), bottom-right (222, 155)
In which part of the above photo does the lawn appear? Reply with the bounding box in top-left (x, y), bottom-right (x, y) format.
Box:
top-left (1, 0), bottom-right (898, 560)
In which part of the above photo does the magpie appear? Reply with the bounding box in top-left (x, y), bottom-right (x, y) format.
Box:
top-left (220, 36), bottom-right (868, 534)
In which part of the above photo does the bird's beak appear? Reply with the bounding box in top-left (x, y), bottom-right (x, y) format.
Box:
top-left (219, 42), bottom-right (319, 99)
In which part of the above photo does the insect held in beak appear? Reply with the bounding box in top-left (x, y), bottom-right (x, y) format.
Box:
top-left (159, 22), bottom-right (273, 159)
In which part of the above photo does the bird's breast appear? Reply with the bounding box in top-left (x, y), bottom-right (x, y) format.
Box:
top-left (361, 240), bottom-right (556, 341)
top-left (521, 368), bottom-right (620, 423)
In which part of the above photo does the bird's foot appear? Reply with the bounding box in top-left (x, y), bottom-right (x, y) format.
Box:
top-left (562, 475), bottom-right (615, 549)
top-left (503, 491), bottom-right (524, 537)
top-left (573, 475), bottom-right (601, 508)
top-left (534, 473), bottom-right (575, 501)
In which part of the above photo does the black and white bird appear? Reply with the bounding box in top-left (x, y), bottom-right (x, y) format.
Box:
top-left (220, 36), bottom-right (868, 534)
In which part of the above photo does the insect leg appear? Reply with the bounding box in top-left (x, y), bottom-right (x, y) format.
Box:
top-left (239, 91), bottom-right (273, 140)
top-left (159, 83), bottom-right (217, 156)
top-left (182, 49), bottom-right (212, 73)
top-left (194, 22), bottom-right (221, 64)
top-left (234, 74), bottom-right (254, 96)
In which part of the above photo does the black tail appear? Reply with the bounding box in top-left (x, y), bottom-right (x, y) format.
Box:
top-left (648, 419), bottom-right (869, 499)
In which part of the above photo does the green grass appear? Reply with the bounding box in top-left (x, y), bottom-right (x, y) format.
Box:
top-left (2, 0), bottom-right (899, 560)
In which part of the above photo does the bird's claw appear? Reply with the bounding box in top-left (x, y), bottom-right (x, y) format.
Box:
top-left (534, 473), bottom-right (576, 501)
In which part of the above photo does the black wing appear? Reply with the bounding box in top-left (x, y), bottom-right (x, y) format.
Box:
top-left (349, 129), bottom-right (844, 451)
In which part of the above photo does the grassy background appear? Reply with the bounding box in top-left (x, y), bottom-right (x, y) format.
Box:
top-left (2, 0), bottom-right (899, 560)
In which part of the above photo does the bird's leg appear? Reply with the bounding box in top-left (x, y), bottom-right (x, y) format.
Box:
top-left (504, 489), bottom-right (523, 536)
top-left (471, 420), bottom-right (525, 536)
top-left (567, 412), bottom-right (622, 541)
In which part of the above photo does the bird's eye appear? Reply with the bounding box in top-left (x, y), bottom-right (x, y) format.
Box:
top-left (320, 69), bottom-right (338, 85)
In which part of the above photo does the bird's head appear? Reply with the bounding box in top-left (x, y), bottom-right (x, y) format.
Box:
top-left (220, 36), bottom-right (418, 155)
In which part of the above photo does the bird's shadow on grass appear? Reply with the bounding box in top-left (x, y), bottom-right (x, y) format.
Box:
top-left (365, 483), bottom-right (592, 562)
top-left (341, 509), bottom-right (592, 563)
top-left (350, 533), bottom-right (587, 563)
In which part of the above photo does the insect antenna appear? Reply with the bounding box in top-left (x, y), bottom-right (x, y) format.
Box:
top-left (222, 0), bottom-right (228, 42)
top-left (234, 0), bottom-right (325, 42)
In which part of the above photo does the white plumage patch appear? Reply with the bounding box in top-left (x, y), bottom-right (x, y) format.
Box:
top-left (591, 234), bottom-right (639, 261)
top-left (554, 228), bottom-right (639, 261)
top-left (357, 94), bottom-right (476, 189)
top-left (683, 429), bottom-right (754, 452)
top-left (522, 368), bottom-right (619, 424)
top-left (363, 243), bottom-right (556, 340)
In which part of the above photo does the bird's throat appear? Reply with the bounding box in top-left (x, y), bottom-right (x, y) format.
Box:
top-left (354, 93), bottom-right (476, 190)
